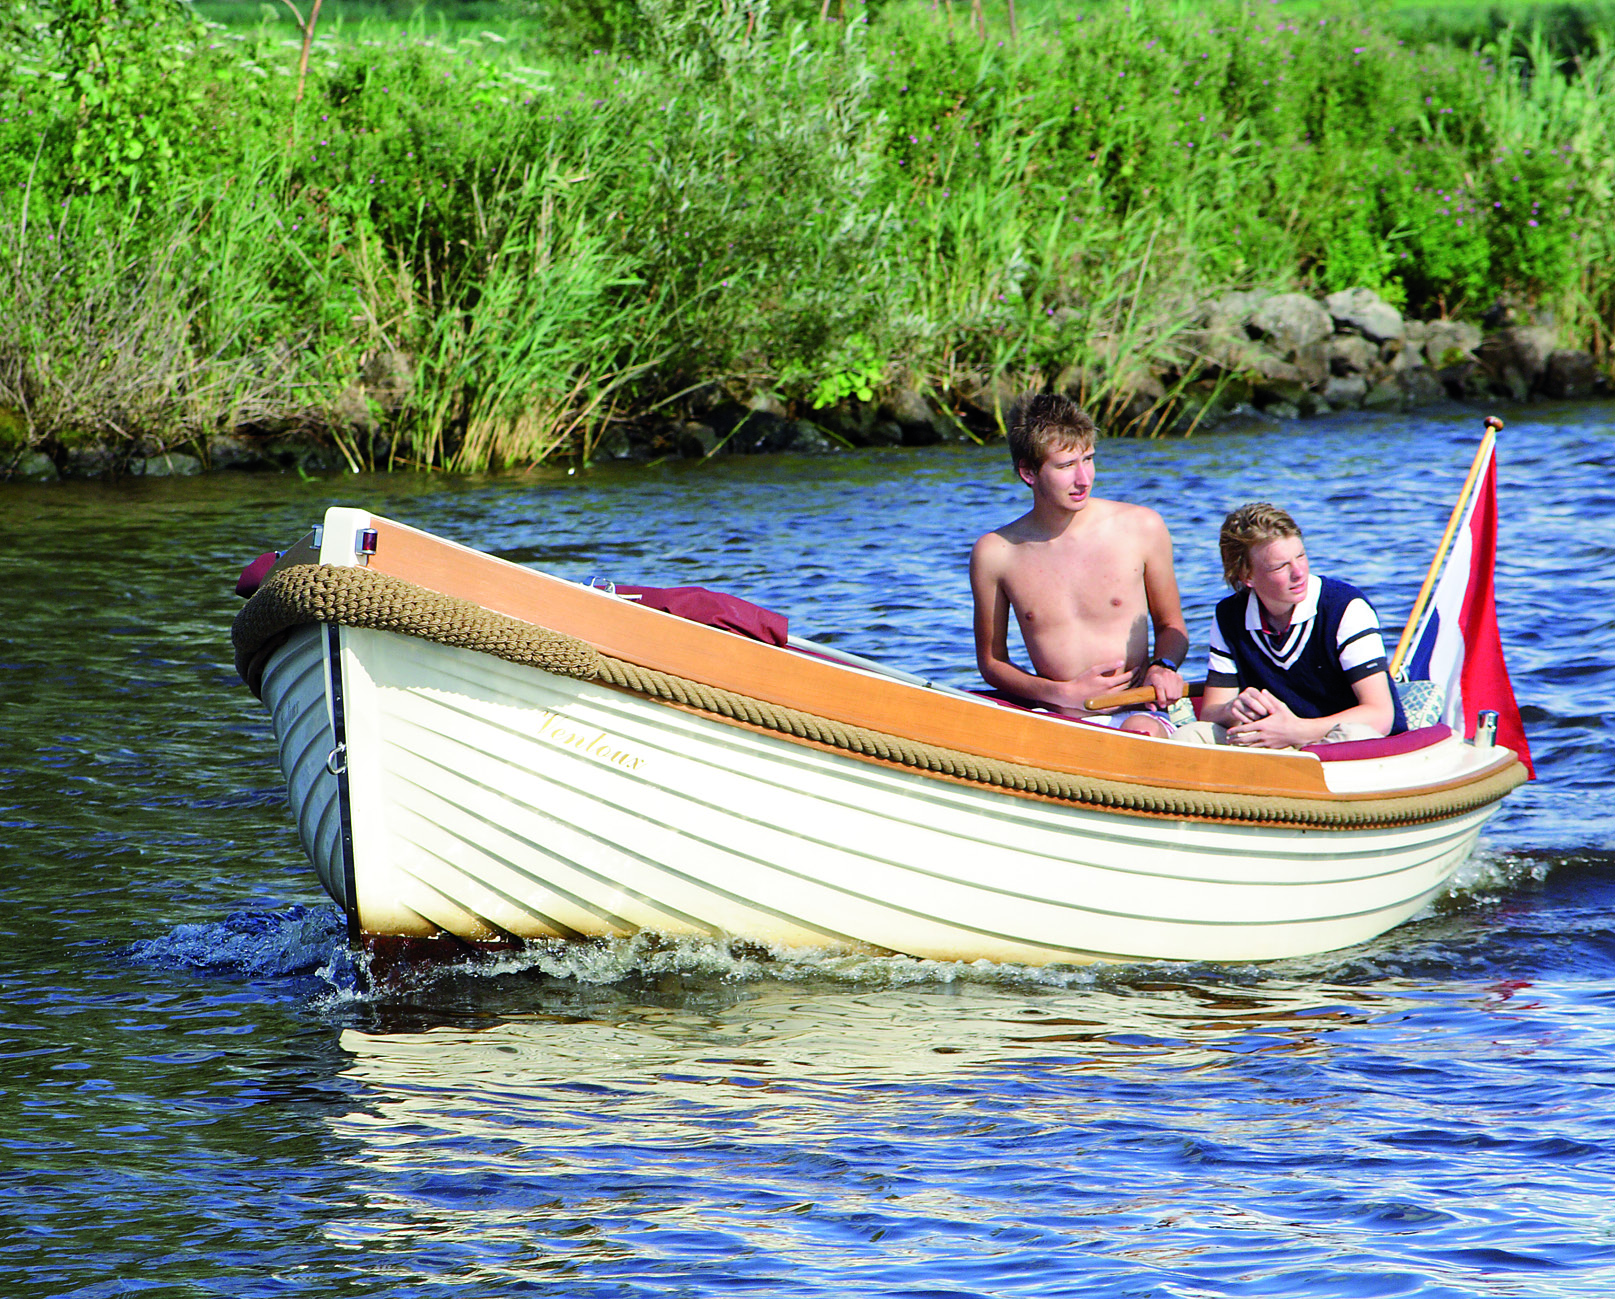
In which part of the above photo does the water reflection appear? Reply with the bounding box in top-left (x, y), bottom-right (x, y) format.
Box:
top-left (322, 970), bottom-right (1598, 1293)
top-left (331, 977), bottom-right (1420, 1124)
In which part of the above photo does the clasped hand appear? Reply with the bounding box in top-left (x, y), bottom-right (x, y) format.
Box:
top-left (1224, 688), bottom-right (1302, 747)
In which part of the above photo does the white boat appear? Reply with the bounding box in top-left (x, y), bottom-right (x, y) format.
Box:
top-left (233, 506), bottom-right (1528, 966)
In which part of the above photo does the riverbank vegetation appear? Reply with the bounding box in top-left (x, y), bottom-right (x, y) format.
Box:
top-left (3, 0), bottom-right (1613, 473)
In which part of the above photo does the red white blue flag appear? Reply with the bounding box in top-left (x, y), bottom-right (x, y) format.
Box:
top-left (1405, 438), bottom-right (1534, 777)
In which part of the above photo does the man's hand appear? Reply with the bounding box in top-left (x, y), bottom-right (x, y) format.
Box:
top-left (1139, 661), bottom-right (1185, 707)
top-left (1053, 659), bottom-right (1133, 714)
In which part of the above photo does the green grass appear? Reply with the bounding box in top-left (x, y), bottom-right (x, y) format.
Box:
top-left (3, 0), bottom-right (1613, 468)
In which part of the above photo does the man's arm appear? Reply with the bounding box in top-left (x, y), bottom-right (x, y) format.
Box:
top-left (1198, 683), bottom-right (1240, 726)
top-left (969, 533), bottom-right (1128, 712)
top-left (1196, 613), bottom-right (1240, 724)
top-left (1137, 510), bottom-right (1188, 705)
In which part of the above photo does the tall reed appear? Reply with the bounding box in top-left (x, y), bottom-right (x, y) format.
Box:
top-left (0, 189), bottom-right (327, 457)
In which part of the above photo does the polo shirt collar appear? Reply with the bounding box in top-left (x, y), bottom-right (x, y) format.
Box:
top-left (1244, 573), bottom-right (1322, 633)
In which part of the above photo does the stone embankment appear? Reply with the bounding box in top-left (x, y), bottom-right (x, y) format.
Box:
top-left (605, 287), bottom-right (1608, 460)
top-left (1149, 287), bottom-right (1608, 428)
top-left (3, 287), bottom-right (1608, 480)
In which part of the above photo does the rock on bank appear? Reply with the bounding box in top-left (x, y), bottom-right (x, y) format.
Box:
top-left (1137, 288), bottom-right (1608, 432)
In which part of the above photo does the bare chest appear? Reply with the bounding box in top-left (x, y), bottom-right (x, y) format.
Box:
top-left (1004, 536), bottom-right (1146, 628)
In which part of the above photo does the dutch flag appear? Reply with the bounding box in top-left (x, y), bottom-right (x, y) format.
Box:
top-left (1401, 427), bottom-right (1534, 777)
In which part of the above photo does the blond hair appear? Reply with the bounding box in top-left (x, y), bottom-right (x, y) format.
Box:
top-left (1219, 502), bottom-right (1302, 588)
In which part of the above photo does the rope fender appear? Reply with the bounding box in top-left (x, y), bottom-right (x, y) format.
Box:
top-left (233, 563), bottom-right (601, 691)
top-left (234, 564), bottom-right (1528, 830)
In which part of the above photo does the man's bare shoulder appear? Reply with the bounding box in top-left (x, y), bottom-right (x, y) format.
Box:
top-left (1097, 498), bottom-right (1171, 542)
top-left (1097, 497), bottom-right (1166, 525)
top-left (972, 512), bottom-right (1040, 557)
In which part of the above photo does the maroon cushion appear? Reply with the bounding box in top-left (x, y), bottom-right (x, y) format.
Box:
top-left (615, 585), bottom-right (788, 647)
top-left (1303, 724), bottom-right (1453, 762)
top-left (236, 551), bottom-right (279, 598)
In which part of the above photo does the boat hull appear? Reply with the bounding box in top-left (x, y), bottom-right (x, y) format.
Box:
top-left (261, 621), bottom-right (1498, 965)
top-left (261, 624), bottom-right (349, 915)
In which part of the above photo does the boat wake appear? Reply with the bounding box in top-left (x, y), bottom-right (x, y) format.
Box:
top-left (336, 849), bottom-right (1590, 997)
top-left (126, 904), bottom-right (349, 978)
top-left (121, 848), bottom-right (1605, 1008)
top-left (1448, 845), bottom-right (1556, 894)
top-left (122, 904), bottom-right (1129, 1000)
top-left (421, 931), bottom-right (1131, 991)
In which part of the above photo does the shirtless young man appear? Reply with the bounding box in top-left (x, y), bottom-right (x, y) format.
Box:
top-left (969, 394), bottom-right (1187, 737)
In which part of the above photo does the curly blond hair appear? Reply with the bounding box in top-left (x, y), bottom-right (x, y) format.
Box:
top-left (1219, 502), bottom-right (1302, 589)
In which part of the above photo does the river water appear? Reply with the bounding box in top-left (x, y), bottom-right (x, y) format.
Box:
top-left (3, 406), bottom-right (1612, 1297)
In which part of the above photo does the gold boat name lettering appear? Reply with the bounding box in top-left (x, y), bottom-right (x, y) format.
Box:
top-left (532, 711), bottom-right (645, 771)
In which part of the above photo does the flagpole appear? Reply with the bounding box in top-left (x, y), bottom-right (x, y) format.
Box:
top-left (1389, 415), bottom-right (1503, 678)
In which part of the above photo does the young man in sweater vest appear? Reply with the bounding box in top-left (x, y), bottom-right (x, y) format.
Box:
top-left (1178, 502), bottom-right (1406, 748)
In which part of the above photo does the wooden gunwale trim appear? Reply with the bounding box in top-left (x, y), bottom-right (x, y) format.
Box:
top-left (606, 682), bottom-right (1517, 830)
top-left (361, 515), bottom-right (1335, 796)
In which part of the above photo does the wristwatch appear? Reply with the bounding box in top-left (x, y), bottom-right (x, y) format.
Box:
top-left (1149, 656), bottom-right (1179, 672)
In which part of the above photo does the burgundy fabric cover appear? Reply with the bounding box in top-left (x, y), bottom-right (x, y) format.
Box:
top-left (615, 585), bottom-right (788, 647)
top-left (236, 551), bottom-right (279, 598)
top-left (1302, 724), bottom-right (1452, 762)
